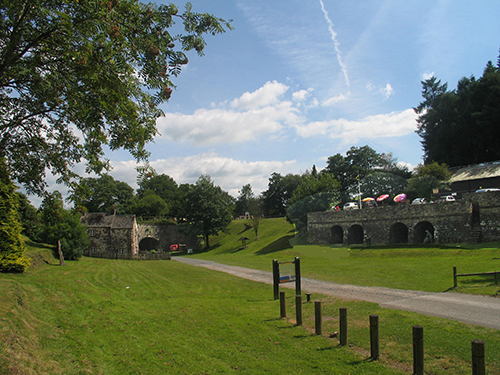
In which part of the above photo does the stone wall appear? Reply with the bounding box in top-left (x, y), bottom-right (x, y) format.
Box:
top-left (137, 223), bottom-right (199, 252)
top-left (307, 192), bottom-right (500, 245)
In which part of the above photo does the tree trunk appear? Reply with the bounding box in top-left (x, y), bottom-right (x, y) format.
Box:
top-left (57, 240), bottom-right (66, 266)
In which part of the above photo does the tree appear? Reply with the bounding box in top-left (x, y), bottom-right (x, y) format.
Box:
top-left (39, 192), bottom-right (89, 260)
top-left (406, 162), bottom-right (451, 200)
top-left (415, 55), bottom-right (500, 166)
top-left (130, 191), bottom-right (168, 218)
top-left (262, 173), bottom-right (303, 217)
top-left (287, 173), bottom-right (340, 232)
top-left (182, 175), bottom-right (233, 249)
top-left (15, 192), bottom-right (41, 241)
top-left (137, 173), bottom-right (181, 217)
top-left (0, 158), bottom-right (30, 272)
top-left (323, 145), bottom-right (387, 201)
top-left (0, 0), bottom-right (232, 194)
top-left (69, 175), bottom-right (134, 213)
top-left (234, 184), bottom-right (254, 217)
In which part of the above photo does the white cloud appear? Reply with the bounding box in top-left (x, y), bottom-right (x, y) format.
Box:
top-left (322, 92), bottom-right (349, 106)
top-left (421, 71), bottom-right (435, 80)
top-left (293, 108), bottom-right (417, 143)
top-left (112, 153), bottom-right (296, 197)
top-left (379, 83), bottom-right (394, 99)
top-left (230, 81), bottom-right (289, 110)
top-left (157, 101), bottom-right (300, 146)
top-left (292, 88), bottom-right (313, 102)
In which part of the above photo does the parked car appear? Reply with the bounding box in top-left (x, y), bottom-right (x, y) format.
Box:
top-left (411, 198), bottom-right (427, 204)
top-left (439, 195), bottom-right (456, 202)
top-left (475, 188), bottom-right (500, 193)
top-left (343, 202), bottom-right (359, 210)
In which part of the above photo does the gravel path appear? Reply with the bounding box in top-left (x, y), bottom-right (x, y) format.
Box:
top-left (174, 257), bottom-right (500, 330)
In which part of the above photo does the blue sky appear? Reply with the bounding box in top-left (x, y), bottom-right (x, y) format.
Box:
top-left (42, 0), bottom-right (500, 203)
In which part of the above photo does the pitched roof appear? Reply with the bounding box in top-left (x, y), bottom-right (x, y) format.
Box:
top-left (82, 213), bottom-right (136, 229)
top-left (449, 161), bottom-right (500, 182)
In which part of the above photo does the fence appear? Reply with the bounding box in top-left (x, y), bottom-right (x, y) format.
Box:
top-left (278, 291), bottom-right (489, 375)
top-left (453, 266), bottom-right (500, 287)
top-left (84, 252), bottom-right (171, 260)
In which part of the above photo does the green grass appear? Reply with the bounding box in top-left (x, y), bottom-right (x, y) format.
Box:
top-left (2, 224), bottom-right (500, 374)
top-left (1, 242), bottom-right (406, 375)
top-left (193, 218), bottom-right (500, 295)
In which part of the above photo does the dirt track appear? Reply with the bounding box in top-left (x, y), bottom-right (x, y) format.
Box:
top-left (174, 257), bottom-right (500, 330)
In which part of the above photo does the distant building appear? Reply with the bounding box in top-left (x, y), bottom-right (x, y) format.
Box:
top-left (449, 161), bottom-right (500, 194)
top-left (82, 212), bottom-right (139, 257)
top-left (81, 212), bottom-right (199, 259)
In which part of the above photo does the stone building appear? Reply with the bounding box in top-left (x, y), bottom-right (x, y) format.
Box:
top-left (307, 191), bottom-right (500, 246)
top-left (81, 212), bottom-right (199, 259)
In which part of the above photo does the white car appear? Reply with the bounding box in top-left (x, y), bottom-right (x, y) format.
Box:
top-left (440, 195), bottom-right (456, 202)
top-left (411, 198), bottom-right (427, 205)
top-left (475, 188), bottom-right (500, 193)
top-left (343, 202), bottom-right (359, 210)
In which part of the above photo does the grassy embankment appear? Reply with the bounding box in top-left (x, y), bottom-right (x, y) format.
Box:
top-left (197, 217), bottom-right (500, 296)
top-left (0, 220), bottom-right (499, 374)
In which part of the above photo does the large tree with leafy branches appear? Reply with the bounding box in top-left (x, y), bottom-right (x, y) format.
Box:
top-left (0, 0), bottom-right (232, 194)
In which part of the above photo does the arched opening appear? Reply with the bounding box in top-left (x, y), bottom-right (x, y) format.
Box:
top-left (331, 225), bottom-right (343, 244)
top-left (348, 225), bottom-right (364, 245)
top-left (414, 222), bottom-right (434, 244)
top-left (389, 222), bottom-right (408, 244)
top-left (139, 237), bottom-right (160, 251)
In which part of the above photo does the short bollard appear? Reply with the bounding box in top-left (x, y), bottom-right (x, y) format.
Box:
top-left (295, 295), bottom-right (303, 326)
top-left (306, 293), bottom-right (312, 302)
top-left (339, 307), bottom-right (347, 346)
top-left (413, 325), bottom-right (424, 375)
top-left (315, 301), bottom-right (322, 335)
top-left (471, 339), bottom-right (485, 375)
top-left (280, 291), bottom-right (286, 318)
top-left (369, 314), bottom-right (379, 360)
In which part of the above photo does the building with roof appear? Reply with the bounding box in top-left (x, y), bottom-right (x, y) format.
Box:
top-left (449, 161), bottom-right (500, 194)
top-left (81, 212), bottom-right (199, 259)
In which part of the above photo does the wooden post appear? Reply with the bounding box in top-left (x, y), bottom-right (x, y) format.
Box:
top-left (413, 325), bottom-right (424, 375)
top-left (57, 240), bottom-right (66, 266)
top-left (273, 259), bottom-right (279, 300)
top-left (280, 291), bottom-right (286, 318)
top-left (453, 266), bottom-right (457, 287)
top-left (295, 295), bottom-right (303, 326)
top-left (339, 307), bottom-right (347, 346)
top-left (295, 257), bottom-right (301, 296)
top-left (315, 301), bottom-right (322, 335)
top-left (370, 314), bottom-right (379, 360)
top-left (471, 339), bottom-right (485, 375)
top-left (306, 293), bottom-right (311, 302)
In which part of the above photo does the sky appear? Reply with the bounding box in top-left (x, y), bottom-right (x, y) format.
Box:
top-left (34, 0), bottom-right (500, 205)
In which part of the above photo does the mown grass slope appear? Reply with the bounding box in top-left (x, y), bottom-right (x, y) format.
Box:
top-left (195, 218), bottom-right (500, 295)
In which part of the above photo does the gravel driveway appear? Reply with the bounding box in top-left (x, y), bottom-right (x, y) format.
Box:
top-left (174, 257), bottom-right (500, 330)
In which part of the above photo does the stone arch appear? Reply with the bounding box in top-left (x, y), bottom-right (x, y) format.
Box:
top-left (414, 221), bottom-right (434, 244)
top-left (139, 236), bottom-right (160, 251)
top-left (389, 222), bottom-right (408, 244)
top-left (348, 225), bottom-right (364, 245)
top-left (330, 225), bottom-right (343, 244)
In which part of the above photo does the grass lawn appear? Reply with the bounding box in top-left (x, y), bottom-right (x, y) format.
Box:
top-left (193, 218), bottom-right (500, 296)
top-left (1, 222), bottom-right (500, 374)
top-left (1, 243), bottom-right (407, 375)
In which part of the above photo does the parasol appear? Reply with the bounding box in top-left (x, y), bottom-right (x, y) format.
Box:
top-left (393, 193), bottom-right (407, 203)
top-left (362, 197), bottom-right (375, 202)
top-left (377, 194), bottom-right (389, 202)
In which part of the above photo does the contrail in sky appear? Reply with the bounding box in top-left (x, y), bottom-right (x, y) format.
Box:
top-left (318, 0), bottom-right (350, 87)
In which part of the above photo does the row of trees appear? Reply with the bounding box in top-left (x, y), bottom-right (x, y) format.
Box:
top-left (415, 53), bottom-right (500, 166)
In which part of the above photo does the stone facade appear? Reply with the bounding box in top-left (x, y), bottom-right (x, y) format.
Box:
top-left (307, 192), bottom-right (500, 245)
top-left (81, 213), bottom-right (199, 259)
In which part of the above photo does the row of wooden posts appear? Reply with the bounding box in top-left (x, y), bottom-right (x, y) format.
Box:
top-left (279, 291), bottom-right (487, 375)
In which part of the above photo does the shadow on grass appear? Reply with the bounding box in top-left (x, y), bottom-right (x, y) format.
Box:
top-left (255, 234), bottom-right (295, 255)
